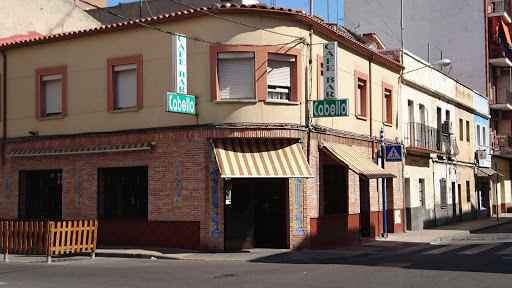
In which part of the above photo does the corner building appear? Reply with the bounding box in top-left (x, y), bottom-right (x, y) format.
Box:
top-left (0, 3), bottom-right (403, 251)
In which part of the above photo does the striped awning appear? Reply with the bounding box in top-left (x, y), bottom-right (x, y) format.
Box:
top-left (321, 142), bottom-right (396, 179)
top-left (7, 142), bottom-right (154, 157)
top-left (212, 139), bottom-right (313, 178)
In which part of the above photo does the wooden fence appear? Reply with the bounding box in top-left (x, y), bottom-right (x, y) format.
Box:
top-left (1, 220), bottom-right (98, 263)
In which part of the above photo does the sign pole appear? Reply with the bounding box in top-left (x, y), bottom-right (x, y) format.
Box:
top-left (381, 128), bottom-right (388, 238)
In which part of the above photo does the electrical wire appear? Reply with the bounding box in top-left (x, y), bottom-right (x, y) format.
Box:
top-left (166, 0), bottom-right (305, 40)
top-left (78, 0), bottom-right (306, 47)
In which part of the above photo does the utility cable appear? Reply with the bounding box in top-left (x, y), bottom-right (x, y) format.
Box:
top-left (78, 0), bottom-right (306, 47)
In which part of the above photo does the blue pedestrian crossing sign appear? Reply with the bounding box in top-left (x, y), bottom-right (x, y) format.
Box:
top-left (385, 145), bottom-right (402, 162)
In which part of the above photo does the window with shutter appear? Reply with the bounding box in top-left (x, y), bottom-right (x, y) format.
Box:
top-left (267, 54), bottom-right (294, 101)
top-left (218, 52), bottom-right (254, 100)
top-left (114, 64), bottom-right (137, 109)
top-left (107, 55), bottom-right (143, 112)
top-left (36, 66), bottom-right (67, 119)
top-left (43, 75), bottom-right (62, 116)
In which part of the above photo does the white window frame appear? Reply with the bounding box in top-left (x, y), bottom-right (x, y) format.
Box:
top-left (267, 53), bottom-right (295, 101)
top-left (42, 74), bottom-right (63, 116)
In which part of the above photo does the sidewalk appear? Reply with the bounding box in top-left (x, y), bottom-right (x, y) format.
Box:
top-left (3, 214), bottom-right (512, 264)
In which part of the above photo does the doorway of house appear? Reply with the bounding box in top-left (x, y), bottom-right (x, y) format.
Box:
top-left (359, 177), bottom-right (371, 238)
top-left (224, 179), bottom-right (287, 250)
top-left (19, 170), bottom-right (62, 220)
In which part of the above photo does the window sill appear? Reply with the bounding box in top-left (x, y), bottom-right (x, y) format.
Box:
top-left (214, 99), bottom-right (258, 104)
top-left (110, 107), bottom-right (140, 113)
top-left (265, 100), bottom-right (300, 105)
top-left (39, 115), bottom-right (64, 121)
top-left (383, 122), bottom-right (393, 127)
top-left (356, 115), bottom-right (368, 121)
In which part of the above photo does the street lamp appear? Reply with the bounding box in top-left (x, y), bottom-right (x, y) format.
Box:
top-left (402, 59), bottom-right (452, 75)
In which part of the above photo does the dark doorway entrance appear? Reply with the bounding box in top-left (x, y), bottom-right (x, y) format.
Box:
top-left (224, 179), bottom-right (287, 250)
top-left (359, 177), bottom-right (370, 237)
top-left (19, 170), bottom-right (62, 220)
top-left (98, 166), bottom-right (148, 219)
top-left (452, 181), bottom-right (457, 223)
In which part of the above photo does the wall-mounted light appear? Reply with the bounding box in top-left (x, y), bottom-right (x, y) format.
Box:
top-left (402, 59), bottom-right (452, 75)
top-left (28, 131), bottom-right (39, 136)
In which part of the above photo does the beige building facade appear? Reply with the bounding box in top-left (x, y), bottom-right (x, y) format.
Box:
top-left (381, 49), bottom-right (484, 230)
top-left (0, 4), bottom-right (403, 251)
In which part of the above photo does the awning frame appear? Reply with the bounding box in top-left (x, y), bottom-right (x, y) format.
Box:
top-left (320, 141), bottom-right (396, 179)
top-left (212, 139), bottom-right (314, 179)
top-left (7, 142), bottom-right (156, 157)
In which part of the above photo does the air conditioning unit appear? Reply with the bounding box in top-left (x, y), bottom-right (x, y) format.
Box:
top-left (495, 67), bottom-right (502, 77)
top-left (442, 121), bottom-right (453, 134)
top-left (494, 110), bottom-right (502, 120)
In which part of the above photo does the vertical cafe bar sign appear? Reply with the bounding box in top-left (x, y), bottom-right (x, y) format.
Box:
top-left (323, 41), bottom-right (338, 99)
top-left (172, 34), bottom-right (187, 95)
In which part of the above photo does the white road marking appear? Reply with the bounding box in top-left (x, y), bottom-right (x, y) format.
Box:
top-left (496, 246), bottom-right (512, 255)
top-left (458, 244), bottom-right (501, 255)
top-left (422, 245), bottom-right (467, 255)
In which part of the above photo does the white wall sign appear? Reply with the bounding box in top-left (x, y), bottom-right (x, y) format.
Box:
top-left (323, 42), bottom-right (338, 99)
top-left (173, 34), bottom-right (187, 94)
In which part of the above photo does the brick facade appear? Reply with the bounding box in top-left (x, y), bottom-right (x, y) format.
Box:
top-left (1, 127), bottom-right (403, 251)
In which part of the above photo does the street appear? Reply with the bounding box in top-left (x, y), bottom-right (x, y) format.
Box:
top-left (1, 223), bottom-right (511, 288)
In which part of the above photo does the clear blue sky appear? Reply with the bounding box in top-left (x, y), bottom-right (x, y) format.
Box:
top-left (107, 0), bottom-right (344, 25)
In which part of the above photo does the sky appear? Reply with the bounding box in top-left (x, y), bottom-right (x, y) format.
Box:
top-left (107, 0), bottom-right (344, 25)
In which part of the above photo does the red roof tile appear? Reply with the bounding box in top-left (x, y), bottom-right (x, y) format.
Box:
top-left (0, 3), bottom-right (402, 70)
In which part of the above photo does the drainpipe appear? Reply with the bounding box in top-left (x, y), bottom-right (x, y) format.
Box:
top-left (369, 55), bottom-right (374, 159)
top-left (306, 1), bottom-right (313, 161)
top-left (1, 50), bottom-right (6, 166)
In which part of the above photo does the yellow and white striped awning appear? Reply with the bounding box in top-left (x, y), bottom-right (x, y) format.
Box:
top-left (212, 139), bottom-right (313, 178)
top-left (321, 142), bottom-right (396, 179)
top-left (7, 142), bottom-right (154, 157)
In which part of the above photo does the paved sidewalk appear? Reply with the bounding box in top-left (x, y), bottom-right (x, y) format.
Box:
top-left (3, 214), bottom-right (511, 264)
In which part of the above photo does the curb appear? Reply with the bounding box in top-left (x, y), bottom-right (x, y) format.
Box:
top-left (469, 218), bottom-right (512, 234)
top-left (95, 253), bottom-right (180, 261)
top-left (311, 252), bottom-right (368, 260)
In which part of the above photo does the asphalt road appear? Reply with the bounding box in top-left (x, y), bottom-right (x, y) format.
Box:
top-left (0, 222), bottom-right (511, 288)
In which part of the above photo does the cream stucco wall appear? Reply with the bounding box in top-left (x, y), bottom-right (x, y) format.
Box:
top-left (311, 31), bottom-right (402, 142)
top-left (4, 14), bottom-right (401, 139)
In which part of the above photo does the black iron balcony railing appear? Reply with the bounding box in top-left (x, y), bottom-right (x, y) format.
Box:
top-left (495, 133), bottom-right (512, 151)
top-left (404, 122), bottom-right (439, 151)
top-left (489, 0), bottom-right (511, 15)
top-left (405, 122), bottom-right (459, 155)
top-left (495, 87), bottom-right (512, 105)
top-left (489, 41), bottom-right (512, 60)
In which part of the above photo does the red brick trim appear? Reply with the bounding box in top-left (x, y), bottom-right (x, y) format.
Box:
top-left (354, 70), bottom-right (369, 119)
top-left (382, 81), bottom-right (394, 125)
top-left (107, 54), bottom-right (143, 111)
top-left (210, 45), bottom-right (302, 102)
top-left (317, 55), bottom-right (323, 100)
top-left (35, 65), bottom-right (67, 119)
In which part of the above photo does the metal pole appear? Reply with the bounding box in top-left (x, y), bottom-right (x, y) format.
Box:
top-left (381, 128), bottom-right (388, 237)
top-left (400, 0), bottom-right (404, 66)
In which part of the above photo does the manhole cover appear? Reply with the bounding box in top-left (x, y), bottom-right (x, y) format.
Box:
top-left (210, 274), bottom-right (239, 279)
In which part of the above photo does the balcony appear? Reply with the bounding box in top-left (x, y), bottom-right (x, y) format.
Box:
top-left (489, 0), bottom-right (512, 23)
top-left (494, 134), bottom-right (512, 157)
top-left (491, 87), bottom-right (512, 109)
top-left (489, 42), bottom-right (512, 67)
top-left (405, 122), bottom-right (459, 156)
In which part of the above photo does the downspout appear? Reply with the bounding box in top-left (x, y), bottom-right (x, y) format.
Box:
top-left (369, 55), bottom-right (374, 159)
top-left (306, 0), bottom-right (313, 161)
top-left (1, 50), bottom-right (6, 166)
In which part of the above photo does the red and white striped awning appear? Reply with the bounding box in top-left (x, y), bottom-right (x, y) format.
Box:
top-left (212, 139), bottom-right (313, 178)
top-left (7, 142), bottom-right (154, 157)
top-left (321, 142), bottom-right (396, 179)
